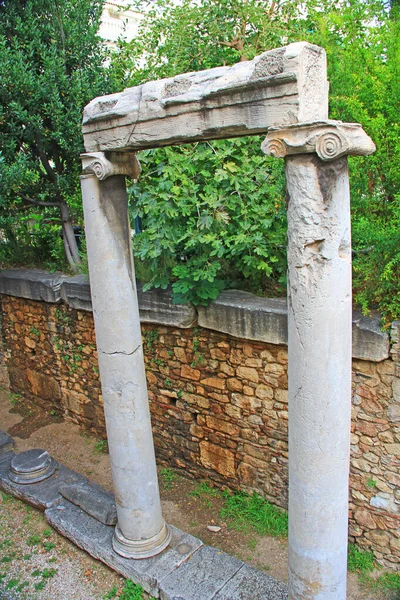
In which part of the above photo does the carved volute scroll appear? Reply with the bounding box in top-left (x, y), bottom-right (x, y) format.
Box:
top-left (262, 120), bottom-right (375, 161)
top-left (81, 151), bottom-right (141, 181)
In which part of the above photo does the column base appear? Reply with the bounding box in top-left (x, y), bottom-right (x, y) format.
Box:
top-left (112, 522), bottom-right (172, 559)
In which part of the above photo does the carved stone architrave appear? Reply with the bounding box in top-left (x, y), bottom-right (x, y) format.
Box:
top-left (261, 120), bottom-right (375, 161)
top-left (81, 151), bottom-right (141, 181)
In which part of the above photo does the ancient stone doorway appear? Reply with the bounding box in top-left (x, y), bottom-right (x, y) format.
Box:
top-left (80, 42), bottom-right (375, 600)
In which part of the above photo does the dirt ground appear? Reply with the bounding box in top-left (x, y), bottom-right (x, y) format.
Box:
top-left (0, 387), bottom-right (395, 599)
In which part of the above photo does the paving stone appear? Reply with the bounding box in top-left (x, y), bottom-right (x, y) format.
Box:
top-left (214, 564), bottom-right (288, 600)
top-left (0, 431), bottom-right (14, 454)
top-left (45, 500), bottom-right (202, 598)
top-left (59, 481), bottom-right (117, 525)
top-left (0, 458), bottom-right (86, 510)
top-left (159, 545), bottom-right (243, 600)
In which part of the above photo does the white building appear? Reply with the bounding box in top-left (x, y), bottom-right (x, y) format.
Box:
top-left (99, 0), bottom-right (143, 46)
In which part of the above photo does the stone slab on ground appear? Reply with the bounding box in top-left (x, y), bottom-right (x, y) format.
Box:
top-left (59, 480), bottom-right (117, 525)
top-left (159, 545), bottom-right (243, 600)
top-left (0, 456), bottom-right (86, 510)
top-left (0, 431), bottom-right (14, 454)
top-left (213, 564), bottom-right (288, 600)
top-left (45, 500), bottom-right (202, 598)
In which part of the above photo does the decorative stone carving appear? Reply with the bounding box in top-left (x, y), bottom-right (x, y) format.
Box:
top-left (81, 151), bottom-right (140, 181)
top-left (262, 120), bottom-right (376, 161)
top-left (82, 42), bottom-right (329, 152)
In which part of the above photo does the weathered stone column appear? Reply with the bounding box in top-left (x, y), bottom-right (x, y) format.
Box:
top-left (262, 122), bottom-right (375, 599)
top-left (80, 151), bottom-right (171, 559)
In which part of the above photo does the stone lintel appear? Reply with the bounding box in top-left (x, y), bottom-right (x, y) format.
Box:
top-left (0, 271), bottom-right (391, 361)
top-left (81, 151), bottom-right (140, 180)
top-left (262, 120), bottom-right (376, 161)
top-left (82, 42), bottom-right (328, 152)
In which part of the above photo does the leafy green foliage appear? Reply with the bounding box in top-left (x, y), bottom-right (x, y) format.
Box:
top-left (130, 138), bottom-right (287, 305)
top-left (114, 0), bottom-right (400, 318)
top-left (0, 0), bottom-right (112, 269)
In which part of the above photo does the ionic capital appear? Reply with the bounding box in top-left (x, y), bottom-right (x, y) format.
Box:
top-left (261, 120), bottom-right (375, 161)
top-left (81, 151), bottom-right (141, 181)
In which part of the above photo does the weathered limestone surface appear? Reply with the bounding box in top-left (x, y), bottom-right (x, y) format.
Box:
top-left (198, 291), bottom-right (288, 346)
top-left (214, 564), bottom-right (288, 600)
top-left (46, 501), bottom-right (203, 598)
top-left (81, 172), bottom-right (170, 557)
top-left (82, 42), bottom-right (328, 152)
top-left (353, 310), bottom-right (390, 362)
top-left (285, 155), bottom-right (352, 599)
top-left (0, 451), bottom-right (86, 510)
top-left (60, 274), bottom-right (93, 312)
top-left (137, 283), bottom-right (197, 329)
top-left (0, 269), bottom-right (66, 303)
top-left (59, 481), bottom-right (117, 525)
top-left (159, 546), bottom-right (243, 600)
top-left (0, 431), bottom-right (14, 454)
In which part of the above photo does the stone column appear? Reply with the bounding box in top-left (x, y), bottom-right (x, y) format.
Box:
top-left (80, 151), bottom-right (171, 559)
top-left (262, 122), bottom-right (375, 599)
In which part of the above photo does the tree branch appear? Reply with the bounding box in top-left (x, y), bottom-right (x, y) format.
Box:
top-left (18, 193), bottom-right (61, 208)
top-left (34, 132), bottom-right (57, 182)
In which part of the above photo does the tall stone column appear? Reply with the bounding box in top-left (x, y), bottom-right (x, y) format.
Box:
top-left (80, 151), bottom-right (171, 559)
top-left (262, 122), bottom-right (375, 599)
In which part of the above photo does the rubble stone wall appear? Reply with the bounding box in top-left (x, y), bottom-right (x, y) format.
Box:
top-left (0, 270), bottom-right (398, 569)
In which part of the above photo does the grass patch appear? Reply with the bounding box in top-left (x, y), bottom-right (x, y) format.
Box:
top-left (348, 543), bottom-right (400, 595)
top-left (220, 492), bottom-right (288, 538)
top-left (347, 544), bottom-right (375, 574)
top-left (95, 439), bottom-right (109, 454)
top-left (160, 468), bottom-right (176, 491)
top-left (190, 481), bottom-right (221, 499)
top-left (120, 578), bottom-right (154, 600)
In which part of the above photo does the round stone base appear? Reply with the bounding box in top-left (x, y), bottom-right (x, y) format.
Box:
top-left (112, 522), bottom-right (172, 559)
top-left (8, 449), bottom-right (58, 484)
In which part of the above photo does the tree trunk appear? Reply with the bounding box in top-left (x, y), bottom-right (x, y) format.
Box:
top-left (60, 202), bottom-right (80, 270)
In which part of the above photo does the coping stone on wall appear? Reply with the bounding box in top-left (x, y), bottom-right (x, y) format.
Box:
top-left (352, 310), bottom-right (390, 362)
top-left (60, 274), bottom-right (92, 312)
top-left (0, 269), bottom-right (66, 303)
top-left (0, 270), bottom-right (391, 361)
top-left (199, 290), bottom-right (390, 362)
top-left (136, 282), bottom-right (197, 329)
top-left (60, 275), bottom-right (197, 328)
top-left (198, 290), bottom-right (288, 346)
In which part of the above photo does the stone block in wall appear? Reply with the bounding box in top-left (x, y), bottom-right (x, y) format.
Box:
top-left (352, 310), bottom-right (390, 362)
top-left (26, 369), bottom-right (61, 402)
top-left (198, 290), bottom-right (288, 345)
top-left (0, 269), bottom-right (66, 303)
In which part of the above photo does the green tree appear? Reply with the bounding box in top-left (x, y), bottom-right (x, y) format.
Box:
top-left (0, 0), bottom-right (110, 269)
